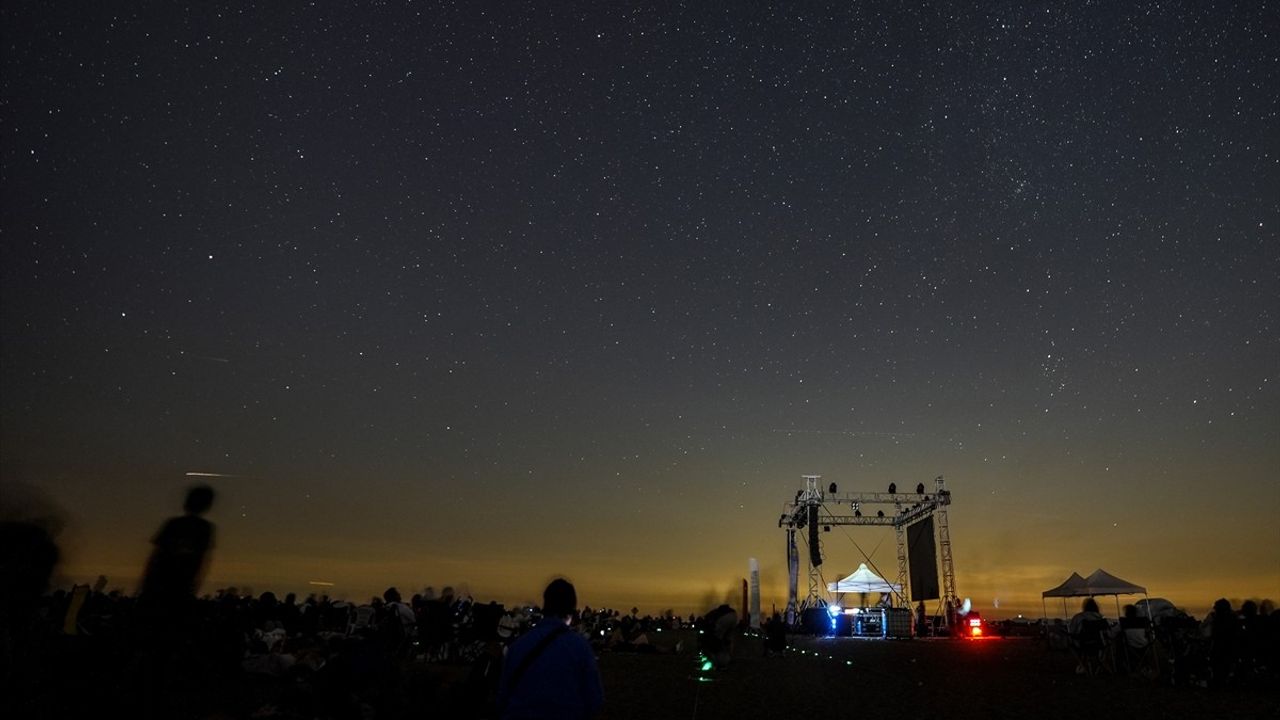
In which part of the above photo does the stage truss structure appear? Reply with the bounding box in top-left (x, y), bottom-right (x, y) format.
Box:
top-left (779, 474), bottom-right (959, 628)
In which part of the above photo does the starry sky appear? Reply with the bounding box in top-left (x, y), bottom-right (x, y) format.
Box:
top-left (2, 1), bottom-right (1277, 617)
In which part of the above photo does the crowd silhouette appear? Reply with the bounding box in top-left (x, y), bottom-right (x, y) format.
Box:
top-left (0, 484), bottom-right (707, 718)
top-left (2, 484), bottom-right (1278, 718)
top-left (1052, 594), bottom-right (1280, 687)
top-left (3, 568), bottom-right (709, 718)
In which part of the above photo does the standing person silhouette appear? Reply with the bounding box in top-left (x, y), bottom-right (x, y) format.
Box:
top-left (135, 484), bottom-right (216, 718)
top-left (498, 578), bottom-right (603, 720)
top-left (140, 484), bottom-right (216, 608)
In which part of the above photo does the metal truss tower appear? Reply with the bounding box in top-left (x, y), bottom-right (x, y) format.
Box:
top-left (778, 474), bottom-right (958, 626)
top-left (934, 476), bottom-right (958, 611)
top-left (798, 475), bottom-right (824, 610)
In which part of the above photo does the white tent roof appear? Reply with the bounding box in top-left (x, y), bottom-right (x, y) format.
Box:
top-left (827, 563), bottom-right (901, 594)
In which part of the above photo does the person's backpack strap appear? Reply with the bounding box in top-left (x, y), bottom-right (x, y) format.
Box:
top-left (507, 624), bottom-right (571, 694)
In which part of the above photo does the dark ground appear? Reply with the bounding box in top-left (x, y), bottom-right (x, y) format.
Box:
top-left (592, 631), bottom-right (1279, 720)
top-left (13, 623), bottom-right (1277, 719)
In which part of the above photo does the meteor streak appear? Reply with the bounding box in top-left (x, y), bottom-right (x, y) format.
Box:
top-left (770, 429), bottom-right (916, 438)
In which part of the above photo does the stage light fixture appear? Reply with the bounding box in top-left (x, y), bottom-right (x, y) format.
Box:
top-left (828, 482), bottom-right (837, 494)
top-left (877, 510), bottom-right (884, 518)
top-left (917, 482), bottom-right (925, 494)
top-left (888, 483), bottom-right (896, 494)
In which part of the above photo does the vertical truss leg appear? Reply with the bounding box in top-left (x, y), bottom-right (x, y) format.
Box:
top-left (895, 523), bottom-right (908, 605)
top-left (785, 530), bottom-right (798, 624)
top-left (937, 508), bottom-right (957, 612)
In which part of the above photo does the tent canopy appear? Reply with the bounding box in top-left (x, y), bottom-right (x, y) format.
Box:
top-left (828, 563), bottom-right (901, 594)
top-left (1042, 568), bottom-right (1146, 598)
top-left (1081, 568), bottom-right (1146, 595)
top-left (1042, 572), bottom-right (1088, 598)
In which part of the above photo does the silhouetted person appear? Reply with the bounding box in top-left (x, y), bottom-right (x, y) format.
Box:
top-left (1114, 603), bottom-right (1151, 674)
top-left (1238, 599), bottom-right (1265, 674)
top-left (362, 587), bottom-right (413, 719)
top-left (943, 598), bottom-right (958, 635)
top-left (135, 484), bottom-right (217, 718)
top-left (1203, 597), bottom-right (1240, 685)
top-left (699, 603), bottom-right (739, 669)
top-left (1068, 597), bottom-right (1104, 634)
top-left (0, 520), bottom-right (60, 715)
top-left (1068, 598), bottom-right (1108, 674)
top-left (498, 578), bottom-right (603, 720)
top-left (140, 484), bottom-right (216, 606)
top-left (764, 612), bottom-right (787, 656)
top-left (383, 586), bottom-right (416, 631)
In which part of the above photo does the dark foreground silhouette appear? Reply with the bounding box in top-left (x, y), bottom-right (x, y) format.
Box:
top-left (2, 505), bottom-right (1277, 719)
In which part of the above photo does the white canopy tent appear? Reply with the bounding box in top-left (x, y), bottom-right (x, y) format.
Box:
top-left (828, 563), bottom-right (901, 606)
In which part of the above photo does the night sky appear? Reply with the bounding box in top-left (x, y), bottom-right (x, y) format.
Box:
top-left (3, 2), bottom-right (1277, 616)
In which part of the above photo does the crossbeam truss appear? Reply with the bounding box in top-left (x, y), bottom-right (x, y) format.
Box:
top-left (779, 475), bottom-right (958, 628)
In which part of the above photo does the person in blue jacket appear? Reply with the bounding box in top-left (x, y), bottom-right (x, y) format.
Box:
top-left (498, 578), bottom-right (603, 720)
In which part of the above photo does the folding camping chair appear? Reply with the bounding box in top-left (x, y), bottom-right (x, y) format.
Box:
top-left (1070, 618), bottom-right (1113, 675)
top-left (347, 604), bottom-right (377, 635)
top-left (1115, 616), bottom-right (1161, 680)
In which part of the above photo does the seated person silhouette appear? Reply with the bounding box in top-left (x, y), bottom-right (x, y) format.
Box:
top-left (1115, 604), bottom-right (1155, 676)
top-left (1068, 598), bottom-right (1110, 675)
top-left (699, 604), bottom-right (739, 669)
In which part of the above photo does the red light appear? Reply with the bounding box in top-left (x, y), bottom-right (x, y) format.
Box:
top-left (970, 625), bottom-right (983, 636)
